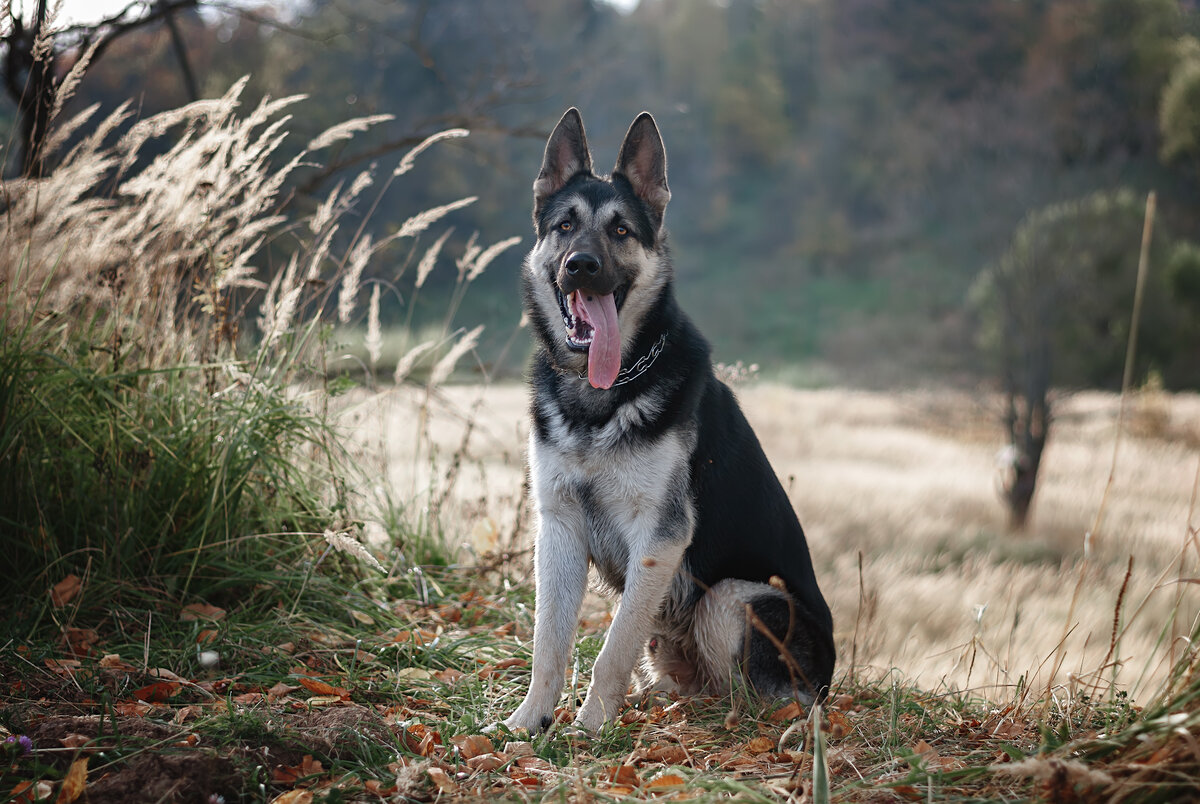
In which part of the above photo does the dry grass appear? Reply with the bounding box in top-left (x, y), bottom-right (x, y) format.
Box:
top-left (349, 381), bottom-right (1200, 705)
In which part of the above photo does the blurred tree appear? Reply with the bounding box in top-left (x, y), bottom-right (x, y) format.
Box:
top-left (971, 190), bottom-right (1195, 528)
top-left (1, 0), bottom-right (201, 176)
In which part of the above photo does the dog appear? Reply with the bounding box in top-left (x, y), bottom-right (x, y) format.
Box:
top-left (504, 108), bottom-right (834, 734)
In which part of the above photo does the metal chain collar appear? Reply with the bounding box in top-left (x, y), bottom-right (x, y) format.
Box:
top-left (574, 332), bottom-right (668, 387)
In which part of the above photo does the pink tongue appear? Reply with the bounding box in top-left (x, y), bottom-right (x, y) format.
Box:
top-left (575, 292), bottom-right (621, 389)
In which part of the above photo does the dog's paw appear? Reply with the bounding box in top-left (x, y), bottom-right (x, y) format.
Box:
top-left (502, 709), bottom-right (555, 735)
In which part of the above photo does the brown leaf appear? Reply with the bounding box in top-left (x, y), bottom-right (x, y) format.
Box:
top-left (645, 773), bottom-right (686, 793)
top-left (112, 700), bottom-right (154, 716)
top-left (132, 681), bottom-right (180, 703)
top-left (55, 757), bottom-right (88, 803)
top-left (269, 792), bottom-right (314, 804)
top-left (466, 753), bottom-right (505, 772)
top-left (832, 693), bottom-right (855, 710)
top-left (434, 668), bottom-right (465, 684)
top-left (44, 659), bottom-right (82, 677)
top-left (827, 709), bottom-right (851, 739)
top-left (769, 701), bottom-right (803, 723)
top-left (493, 658), bottom-right (528, 670)
top-left (180, 603), bottom-right (226, 622)
top-left (604, 765), bottom-right (641, 787)
top-left (746, 736), bottom-right (775, 755)
top-left (196, 629), bottom-right (219, 645)
top-left (452, 734), bottom-right (494, 759)
top-left (98, 654), bottom-right (135, 672)
top-left (272, 755), bottom-right (324, 785)
top-left (641, 743), bottom-right (688, 765)
top-left (296, 676), bottom-right (350, 700)
top-left (50, 575), bottom-right (82, 608)
top-left (504, 741), bottom-right (534, 758)
top-left (516, 757), bottom-right (554, 772)
top-left (267, 682), bottom-right (299, 701)
top-left (59, 734), bottom-right (90, 750)
top-left (427, 767), bottom-right (458, 793)
top-left (62, 628), bottom-right (99, 657)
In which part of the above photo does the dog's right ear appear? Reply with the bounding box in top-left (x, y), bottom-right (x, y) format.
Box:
top-left (534, 108), bottom-right (593, 209)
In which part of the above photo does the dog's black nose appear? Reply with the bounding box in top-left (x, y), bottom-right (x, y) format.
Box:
top-left (565, 252), bottom-right (601, 277)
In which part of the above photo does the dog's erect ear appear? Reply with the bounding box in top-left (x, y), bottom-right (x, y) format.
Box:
top-left (614, 112), bottom-right (670, 225)
top-left (534, 108), bottom-right (593, 206)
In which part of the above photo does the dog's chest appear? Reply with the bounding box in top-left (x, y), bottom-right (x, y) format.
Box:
top-left (531, 397), bottom-right (693, 586)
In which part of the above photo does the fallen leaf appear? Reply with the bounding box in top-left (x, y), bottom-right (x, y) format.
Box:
top-left (466, 753), bottom-right (505, 772)
top-left (50, 575), bottom-right (82, 608)
top-left (55, 757), bottom-right (87, 803)
top-left (641, 743), bottom-right (687, 764)
top-left (746, 736), bottom-right (775, 755)
top-left (493, 658), bottom-right (528, 670)
top-left (427, 767), bottom-right (458, 793)
top-left (269, 791), bottom-right (314, 804)
top-left (645, 773), bottom-right (686, 793)
top-left (272, 755), bottom-right (324, 785)
top-left (267, 682), bottom-right (299, 701)
top-left (769, 701), bottom-right (803, 723)
top-left (604, 765), bottom-right (641, 787)
top-left (44, 659), bottom-right (82, 678)
top-left (452, 734), bottom-right (494, 759)
top-left (434, 668), bottom-right (465, 684)
top-left (516, 757), bottom-right (554, 772)
top-left (132, 681), bottom-right (181, 703)
top-left (59, 734), bottom-right (90, 750)
top-left (504, 741), bottom-right (534, 758)
top-left (112, 700), bottom-right (154, 716)
top-left (827, 709), bottom-right (851, 738)
top-left (362, 779), bottom-right (398, 796)
top-left (147, 667), bottom-right (185, 682)
top-left (295, 676), bottom-right (350, 699)
top-left (196, 629), bottom-right (219, 645)
top-left (62, 629), bottom-right (99, 657)
top-left (832, 693), bottom-right (854, 710)
top-left (98, 654), bottom-right (135, 672)
top-left (180, 603), bottom-right (226, 622)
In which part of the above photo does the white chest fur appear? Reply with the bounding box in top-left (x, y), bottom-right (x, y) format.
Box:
top-left (529, 395), bottom-right (695, 563)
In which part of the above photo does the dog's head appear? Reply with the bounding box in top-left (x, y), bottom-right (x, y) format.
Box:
top-left (523, 108), bottom-right (672, 389)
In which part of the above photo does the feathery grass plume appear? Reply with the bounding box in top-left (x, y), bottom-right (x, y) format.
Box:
top-left (338, 234), bottom-right (373, 324)
top-left (258, 252), bottom-right (299, 339)
top-left (393, 128), bottom-right (468, 176)
top-left (47, 35), bottom-right (100, 130)
top-left (466, 236), bottom-right (521, 282)
top-left (456, 231), bottom-right (481, 281)
top-left (429, 325), bottom-right (483, 386)
top-left (393, 340), bottom-right (437, 384)
top-left (415, 227), bottom-right (453, 289)
top-left (396, 196), bottom-right (477, 238)
top-left (323, 528), bottom-right (385, 573)
top-left (310, 180), bottom-right (343, 234)
top-left (307, 114), bottom-right (395, 152)
top-left (365, 285), bottom-right (383, 365)
top-left (42, 101), bottom-right (101, 158)
top-left (307, 223), bottom-right (340, 280)
top-left (346, 169), bottom-right (374, 202)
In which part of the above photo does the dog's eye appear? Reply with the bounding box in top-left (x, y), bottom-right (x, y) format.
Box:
top-left (559, 221), bottom-right (572, 232)
top-left (615, 225), bottom-right (628, 237)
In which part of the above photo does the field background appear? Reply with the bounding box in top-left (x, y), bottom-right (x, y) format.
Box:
top-left (356, 382), bottom-right (1200, 701)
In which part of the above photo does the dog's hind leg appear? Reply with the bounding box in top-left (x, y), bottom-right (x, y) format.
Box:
top-left (692, 579), bottom-right (833, 704)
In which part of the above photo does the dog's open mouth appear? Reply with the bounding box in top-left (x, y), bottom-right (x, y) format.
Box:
top-left (557, 287), bottom-right (626, 389)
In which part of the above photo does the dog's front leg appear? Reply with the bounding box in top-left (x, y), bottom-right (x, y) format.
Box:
top-left (574, 538), bottom-right (687, 732)
top-left (503, 505), bottom-right (589, 733)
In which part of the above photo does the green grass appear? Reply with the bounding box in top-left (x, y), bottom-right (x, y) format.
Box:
top-left (4, 557), bottom-right (1196, 802)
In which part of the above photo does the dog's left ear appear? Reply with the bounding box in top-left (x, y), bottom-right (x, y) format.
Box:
top-left (614, 112), bottom-right (670, 226)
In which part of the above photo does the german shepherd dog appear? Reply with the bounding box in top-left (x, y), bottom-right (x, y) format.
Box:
top-left (504, 109), bottom-right (834, 734)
